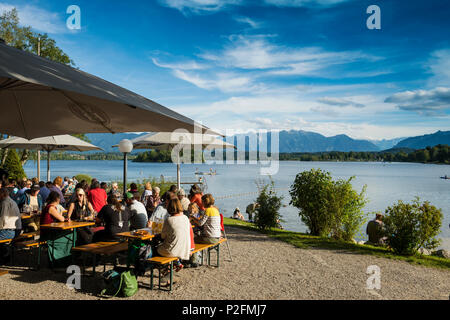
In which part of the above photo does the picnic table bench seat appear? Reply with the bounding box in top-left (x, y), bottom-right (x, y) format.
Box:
top-left (0, 269), bottom-right (8, 276)
top-left (71, 241), bottom-right (129, 276)
top-left (10, 239), bottom-right (47, 270)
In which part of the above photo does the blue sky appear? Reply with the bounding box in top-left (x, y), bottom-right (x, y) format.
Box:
top-left (2, 0), bottom-right (450, 140)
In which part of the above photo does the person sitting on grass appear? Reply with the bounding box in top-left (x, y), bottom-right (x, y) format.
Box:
top-left (232, 207), bottom-right (245, 221)
top-left (366, 213), bottom-right (386, 246)
top-left (191, 194), bottom-right (221, 244)
top-left (93, 194), bottom-right (131, 242)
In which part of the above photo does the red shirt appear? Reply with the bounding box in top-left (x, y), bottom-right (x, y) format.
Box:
top-left (190, 193), bottom-right (205, 211)
top-left (40, 204), bottom-right (57, 225)
top-left (88, 188), bottom-right (107, 213)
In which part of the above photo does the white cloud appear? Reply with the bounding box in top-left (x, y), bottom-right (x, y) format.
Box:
top-left (0, 3), bottom-right (67, 34)
top-left (151, 57), bottom-right (207, 70)
top-left (264, 0), bottom-right (350, 7)
top-left (428, 49), bottom-right (450, 85)
top-left (385, 87), bottom-right (450, 116)
top-left (318, 97), bottom-right (365, 108)
top-left (234, 16), bottom-right (263, 29)
top-left (158, 0), bottom-right (241, 14)
top-left (172, 69), bottom-right (255, 92)
top-left (199, 35), bottom-right (382, 77)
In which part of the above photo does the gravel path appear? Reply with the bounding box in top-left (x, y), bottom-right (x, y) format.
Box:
top-left (0, 226), bottom-right (449, 300)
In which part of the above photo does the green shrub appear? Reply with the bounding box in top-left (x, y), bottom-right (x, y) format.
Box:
top-left (254, 179), bottom-right (283, 231)
top-left (289, 168), bottom-right (367, 240)
top-left (74, 174), bottom-right (92, 184)
top-left (1, 149), bottom-right (26, 181)
top-left (383, 198), bottom-right (443, 255)
top-left (329, 178), bottom-right (368, 241)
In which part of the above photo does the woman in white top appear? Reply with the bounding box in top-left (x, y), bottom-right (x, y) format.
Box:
top-left (157, 198), bottom-right (191, 262)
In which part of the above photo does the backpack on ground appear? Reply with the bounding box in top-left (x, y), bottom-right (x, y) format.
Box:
top-left (100, 267), bottom-right (138, 298)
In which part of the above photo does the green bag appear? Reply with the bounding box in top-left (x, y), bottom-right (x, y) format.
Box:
top-left (120, 270), bottom-right (138, 297)
top-left (100, 268), bottom-right (138, 298)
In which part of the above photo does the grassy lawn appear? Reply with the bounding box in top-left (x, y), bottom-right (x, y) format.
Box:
top-left (223, 217), bottom-right (450, 270)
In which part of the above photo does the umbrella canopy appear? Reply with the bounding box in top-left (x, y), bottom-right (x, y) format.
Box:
top-left (0, 41), bottom-right (220, 139)
top-left (113, 132), bottom-right (236, 189)
top-left (0, 135), bottom-right (102, 181)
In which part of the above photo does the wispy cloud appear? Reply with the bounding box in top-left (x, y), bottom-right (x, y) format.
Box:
top-left (264, 0), bottom-right (351, 7)
top-left (151, 57), bottom-right (207, 70)
top-left (234, 16), bottom-right (263, 29)
top-left (318, 97), bottom-right (365, 108)
top-left (385, 87), bottom-right (450, 116)
top-left (158, 0), bottom-right (241, 15)
top-left (199, 35), bottom-right (382, 77)
top-left (427, 49), bottom-right (450, 86)
top-left (0, 3), bottom-right (68, 34)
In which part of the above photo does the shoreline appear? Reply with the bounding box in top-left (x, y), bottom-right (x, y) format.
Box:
top-left (1, 225), bottom-right (448, 300)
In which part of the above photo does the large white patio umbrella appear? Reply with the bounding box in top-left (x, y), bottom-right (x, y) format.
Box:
top-left (0, 135), bottom-right (102, 181)
top-left (0, 40), bottom-right (219, 139)
top-left (114, 132), bottom-right (236, 189)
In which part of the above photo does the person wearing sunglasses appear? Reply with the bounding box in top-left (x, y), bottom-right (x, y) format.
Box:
top-left (67, 188), bottom-right (96, 245)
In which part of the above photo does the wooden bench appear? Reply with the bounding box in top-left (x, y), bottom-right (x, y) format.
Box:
top-left (192, 238), bottom-right (227, 267)
top-left (0, 269), bottom-right (8, 276)
top-left (13, 232), bottom-right (37, 242)
top-left (0, 239), bottom-right (12, 244)
top-left (146, 256), bottom-right (179, 291)
top-left (72, 241), bottom-right (129, 276)
top-left (11, 240), bottom-right (47, 270)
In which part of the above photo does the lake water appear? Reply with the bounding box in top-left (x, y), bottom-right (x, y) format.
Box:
top-left (24, 160), bottom-right (450, 250)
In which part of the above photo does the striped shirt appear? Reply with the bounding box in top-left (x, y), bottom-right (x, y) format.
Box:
top-left (198, 207), bottom-right (221, 238)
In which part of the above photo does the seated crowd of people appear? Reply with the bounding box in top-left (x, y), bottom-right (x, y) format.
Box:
top-left (0, 175), bottom-right (223, 270)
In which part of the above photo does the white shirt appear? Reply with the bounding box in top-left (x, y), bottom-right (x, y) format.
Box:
top-left (157, 214), bottom-right (191, 260)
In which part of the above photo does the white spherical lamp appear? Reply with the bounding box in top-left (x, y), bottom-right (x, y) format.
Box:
top-left (119, 139), bottom-right (133, 153)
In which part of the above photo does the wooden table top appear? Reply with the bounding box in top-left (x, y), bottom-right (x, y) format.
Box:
top-left (116, 230), bottom-right (155, 241)
top-left (40, 221), bottom-right (95, 230)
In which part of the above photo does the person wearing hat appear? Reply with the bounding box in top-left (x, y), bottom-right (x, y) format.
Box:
top-left (233, 207), bottom-right (245, 221)
top-left (366, 213), bottom-right (386, 246)
top-left (125, 191), bottom-right (148, 230)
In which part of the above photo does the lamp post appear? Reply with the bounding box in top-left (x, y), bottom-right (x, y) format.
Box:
top-left (118, 139), bottom-right (133, 196)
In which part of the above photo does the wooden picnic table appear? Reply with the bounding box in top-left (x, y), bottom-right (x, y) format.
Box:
top-left (116, 230), bottom-right (156, 241)
top-left (40, 221), bottom-right (95, 230)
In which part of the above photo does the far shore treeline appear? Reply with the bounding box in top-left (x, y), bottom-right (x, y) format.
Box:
top-left (18, 144), bottom-right (450, 165)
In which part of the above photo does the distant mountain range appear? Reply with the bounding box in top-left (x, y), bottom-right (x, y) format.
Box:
top-left (393, 130), bottom-right (450, 149)
top-left (82, 130), bottom-right (449, 154)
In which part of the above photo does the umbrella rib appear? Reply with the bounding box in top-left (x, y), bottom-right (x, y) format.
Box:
top-left (12, 91), bottom-right (29, 139)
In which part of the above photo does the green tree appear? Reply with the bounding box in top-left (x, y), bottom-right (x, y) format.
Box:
top-left (254, 179), bottom-right (283, 231)
top-left (290, 168), bottom-right (367, 240)
top-left (1, 149), bottom-right (26, 180)
top-left (289, 169), bottom-right (335, 236)
top-left (383, 198), bottom-right (443, 255)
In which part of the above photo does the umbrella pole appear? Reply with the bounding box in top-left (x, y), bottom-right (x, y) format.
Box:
top-left (46, 151), bottom-right (50, 182)
top-left (123, 152), bottom-right (128, 196)
top-left (37, 150), bottom-right (41, 181)
top-left (177, 153), bottom-right (181, 190)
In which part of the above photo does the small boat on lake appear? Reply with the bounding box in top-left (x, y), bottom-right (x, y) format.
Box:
top-left (440, 175), bottom-right (450, 180)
